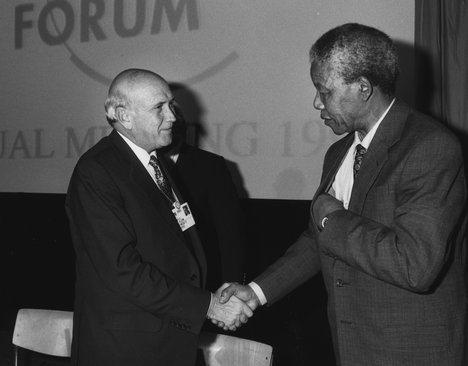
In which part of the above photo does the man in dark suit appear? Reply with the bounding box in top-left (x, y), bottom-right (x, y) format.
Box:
top-left (65, 68), bottom-right (252, 366)
top-left (219, 23), bottom-right (467, 365)
top-left (163, 95), bottom-right (246, 291)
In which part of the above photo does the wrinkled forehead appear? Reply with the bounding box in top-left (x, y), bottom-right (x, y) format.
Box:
top-left (310, 59), bottom-right (342, 87)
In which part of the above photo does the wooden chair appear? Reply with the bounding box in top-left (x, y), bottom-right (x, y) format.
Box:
top-left (12, 308), bottom-right (73, 365)
top-left (198, 332), bottom-right (273, 366)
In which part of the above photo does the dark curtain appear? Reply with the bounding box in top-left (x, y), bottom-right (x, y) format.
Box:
top-left (414, 0), bottom-right (468, 133)
top-left (415, 0), bottom-right (468, 297)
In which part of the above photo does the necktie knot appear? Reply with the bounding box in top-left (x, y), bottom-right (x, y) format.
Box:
top-left (149, 154), bottom-right (174, 201)
top-left (353, 144), bottom-right (367, 178)
top-left (149, 154), bottom-right (159, 166)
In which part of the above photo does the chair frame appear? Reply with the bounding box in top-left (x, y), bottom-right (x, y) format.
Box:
top-left (12, 308), bottom-right (73, 366)
top-left (198, 331), bottom-right (273, 366)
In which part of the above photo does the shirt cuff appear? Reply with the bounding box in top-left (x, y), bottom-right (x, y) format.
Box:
top-left (248, 281), bottom-right (267, 306)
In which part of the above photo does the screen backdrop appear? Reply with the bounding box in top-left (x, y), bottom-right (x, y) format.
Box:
top-left (0, 0), bottom-right (414, 198)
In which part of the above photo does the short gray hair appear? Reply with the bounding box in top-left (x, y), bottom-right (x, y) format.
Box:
top-left (309, 23), bottom-right (399, 96)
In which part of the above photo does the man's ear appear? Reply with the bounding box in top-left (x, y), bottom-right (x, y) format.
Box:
top-left (358, 76), bottom-right (372, 101)
top-left (116, 107), bottom-right (132, 129)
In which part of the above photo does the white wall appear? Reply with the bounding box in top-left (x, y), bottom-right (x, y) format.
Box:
top-left (0, 0), bottom-right (414, 198)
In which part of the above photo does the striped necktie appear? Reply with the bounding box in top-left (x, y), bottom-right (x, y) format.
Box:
top-left (353, 144), bottom-right (367, 178)
top-left (149, 154), bottom-right (174, 201)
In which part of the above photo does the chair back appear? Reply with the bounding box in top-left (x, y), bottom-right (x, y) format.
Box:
top-left (198, 332), bottom-right (273, 366)
top-left (12, 311), bottom-right (274, 365)
top-left (12, 308), bottom-right (73, 360)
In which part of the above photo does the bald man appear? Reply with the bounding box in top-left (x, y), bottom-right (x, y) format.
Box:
top-left (65, 69), bottom-right (252, 366)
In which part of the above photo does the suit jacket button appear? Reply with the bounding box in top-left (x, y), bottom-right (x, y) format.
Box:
top-left (336, 279), bottom-right (344, 287)
top-left (190, 274), bottom-right (198, 281)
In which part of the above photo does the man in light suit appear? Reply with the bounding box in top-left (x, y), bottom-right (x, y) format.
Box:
top-left (65, 68), bottom-right (252, 366)
top-left (219, 23), bottom-right (468, 365)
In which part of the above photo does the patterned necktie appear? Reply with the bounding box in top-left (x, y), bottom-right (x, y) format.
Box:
top-left (149, 154), bottom-right (174, 201)
top-left (353, 144), bottom-right (367, 178)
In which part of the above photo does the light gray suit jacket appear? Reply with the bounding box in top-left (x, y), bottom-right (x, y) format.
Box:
top-left (255, 100), bottom-right (467, 366)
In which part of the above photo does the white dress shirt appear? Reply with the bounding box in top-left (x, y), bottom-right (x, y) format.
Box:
top-left (332, 98), bottom-right (395, 208)
top-left (117, 132), bottom-right (178, 203)
top-left (117, 132), bottom-right (158, 183)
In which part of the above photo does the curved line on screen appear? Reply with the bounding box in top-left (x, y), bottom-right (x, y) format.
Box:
top-left (48, 3), bottom-right (239, 86)
top-left (69, 51), bottom-right (113, 85)
top-left (68, 49), bottom-right (239, 87)
top-left (180, 51), bottom-right (239, 85)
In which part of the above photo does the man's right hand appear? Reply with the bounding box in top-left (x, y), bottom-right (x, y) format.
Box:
top-left (219, 282), bottom-right (260, 311)
top-left (206, 291), bottom-right (253, 331)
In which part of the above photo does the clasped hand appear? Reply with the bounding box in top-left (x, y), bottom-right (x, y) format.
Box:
top-left (312, 193), bottom-right (343, 226)
top-left (206, 282), bottom-right (260, 331)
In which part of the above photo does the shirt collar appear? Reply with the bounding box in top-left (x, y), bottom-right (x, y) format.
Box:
top-left (354, 98), bottom-right (395, 148)
top-left (117, 131), bottom-right (153, 166)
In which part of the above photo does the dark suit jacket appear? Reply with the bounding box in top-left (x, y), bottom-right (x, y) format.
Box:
top-left (167, 144), bottom-right (246, 291)
top-left (65, 131), bottom-right (211, 366)
top-left (255, 100), bottom-right (467, 366)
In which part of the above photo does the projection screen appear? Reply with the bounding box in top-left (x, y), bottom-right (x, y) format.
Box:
top-left (0, 0), bottom-right (414, 198)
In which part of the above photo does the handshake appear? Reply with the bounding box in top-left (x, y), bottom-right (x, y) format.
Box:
top-left (206, 283), bottom-right (261, 331)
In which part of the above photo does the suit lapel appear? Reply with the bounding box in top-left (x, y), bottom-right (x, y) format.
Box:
top-left (348, 99), bottom-right (410, 213)
top-left (314, 134), bottom-right (354, 199)
top-left (308, 135), bottom-right (354, 229)
top-left (108, 131), bottom-right (188, 245)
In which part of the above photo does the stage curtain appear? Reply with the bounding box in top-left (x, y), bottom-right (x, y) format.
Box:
top-left (414, 0), bottom-right (468, 133)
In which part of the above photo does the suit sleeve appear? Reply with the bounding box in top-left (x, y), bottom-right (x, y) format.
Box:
top-left (252, 144), bottom-right (338, 304)
top-left (320, 129), bottom-right (466, 293)
top-left (254, 219), bottom-right (322, 304)
top-left (65, 159), bottom-right (211, 334)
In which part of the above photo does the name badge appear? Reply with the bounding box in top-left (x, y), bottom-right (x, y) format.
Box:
top-left (172, 202), bottom-right (195, 231)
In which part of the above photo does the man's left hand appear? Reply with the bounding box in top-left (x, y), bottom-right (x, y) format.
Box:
top-left (312, 193), bottom-right (344, 227)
